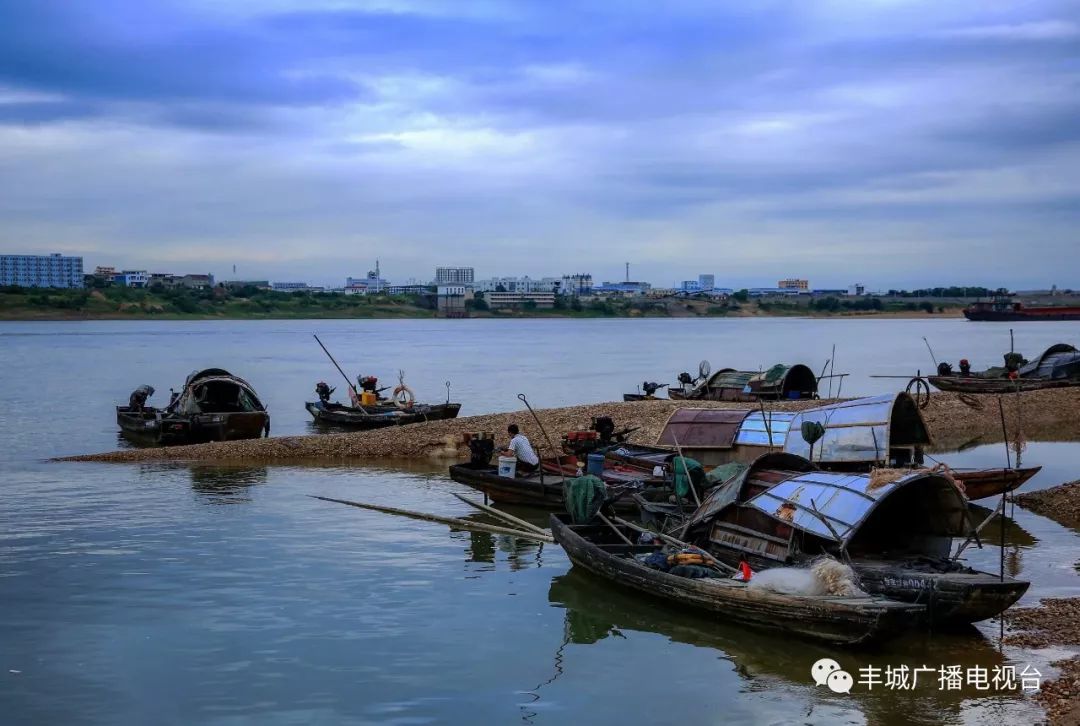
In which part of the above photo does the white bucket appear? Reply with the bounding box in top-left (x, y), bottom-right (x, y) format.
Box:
top-left (497, 455), bottom-right (518, 478)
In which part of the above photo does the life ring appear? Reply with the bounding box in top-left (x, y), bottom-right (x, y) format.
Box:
top-left (392, 384), bottom-right (415, 409)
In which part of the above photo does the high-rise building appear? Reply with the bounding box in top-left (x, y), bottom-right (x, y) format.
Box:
top-left (699, 274), bottom-right (715, 291)
top-left (0, 253), bottom-right (84, 288)
top-left (435, 267), bottom-right (475, 285)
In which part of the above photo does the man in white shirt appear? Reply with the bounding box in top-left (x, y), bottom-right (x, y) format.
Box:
top-left (503, 424), bottom-right (540, 475)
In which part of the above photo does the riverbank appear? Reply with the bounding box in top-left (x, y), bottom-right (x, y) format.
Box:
top-left (60, 389), bottom-right (1080, 463)
top-left (0, 286), bottom-right (964, 320)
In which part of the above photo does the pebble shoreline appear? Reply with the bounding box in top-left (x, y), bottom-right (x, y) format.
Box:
top-left (60, 388), bottom-right (1080, 464)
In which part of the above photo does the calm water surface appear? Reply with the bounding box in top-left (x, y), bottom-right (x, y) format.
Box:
top-left (2, 318), bottom-right (1078, 724)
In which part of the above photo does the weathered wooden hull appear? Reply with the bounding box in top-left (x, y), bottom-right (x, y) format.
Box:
top-left (449, 464), bottom-right (642, 513)
top-left (953, 466), bottom-right (1041, 501)
top-left (667, 387), bottom-right (757, 402)
top-left (706, 547), bottom-right (1028, 627)
top-left (852, 561), bottom-right (1030, 625)
top-left (551, 517), bottom-right (925, 646)
top-left (306, 401), bottom-right (461, 429)
top-left (927, 375), bottom-right (1075, 394)
top-left (117, 406), bottom-right (268, 446)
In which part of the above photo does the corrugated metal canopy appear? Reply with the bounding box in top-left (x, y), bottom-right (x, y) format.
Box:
top-left (1019, 344), bottom-right (1080, 380)
top-left (735, 411), bottom-right (795, 447)
top-left (657, 408), bottom-right (749, 449)
top-left (745, 469), bottom-right (967, 544)
top-left (783, 393), bottom-right (930, 464)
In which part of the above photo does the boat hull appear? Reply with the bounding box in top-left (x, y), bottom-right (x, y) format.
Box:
top-left (551, 517), bottom-right (925, 646)
top-left (117, 406), bottom-right (268, 446)
top-left (306, 401), bottom-right (461, 429)
top-left (953, 466), bottom-right (1041, 501)
top-left (964, 309), bottom-right (1080, 321)
top-left (927, 376), bottom-right (1074, 394)
top-left (707, 547), bottom-right (1028, 627)
top-left (449, 463), bottom-right (646, 513)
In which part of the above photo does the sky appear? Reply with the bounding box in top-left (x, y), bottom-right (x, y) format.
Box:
top-left (0, 0), bottom-right (1078, 290)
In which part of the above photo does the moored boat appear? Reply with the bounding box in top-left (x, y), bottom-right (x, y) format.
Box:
top-left (928, 343), bottom-right (1080, 393)
top-left (679, 454), bottom-right (1030, 625)
top-left (116, 368), bottom-right (270, 446)
top-left (669, 361), bottom-right (819, 402)
top-left (550, 515), bottom-right (926, 645)
top-left (448, 461), bottom-right (662, 513)
top-left (964, 298), bottom-right (1080, 321)
top-left (625, 393), bottom-right (1039, 500)
top-left (306, 400), bottom-right (461, 429)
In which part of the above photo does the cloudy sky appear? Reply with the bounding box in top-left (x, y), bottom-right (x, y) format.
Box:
top-left (1, 0), bottom-right (1077, 289)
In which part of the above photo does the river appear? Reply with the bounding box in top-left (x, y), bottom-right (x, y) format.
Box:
top-left (2, 318), bottom-right (1077, 724)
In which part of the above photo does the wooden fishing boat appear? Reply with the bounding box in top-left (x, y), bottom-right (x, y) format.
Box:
top-left (679, 454), bottom-right (1030, 626)
top-left (952, 466), bottom-right (1041, 501)
top-left (927, 376), bottom-right (1072, 394)
top-left (306, 400), bottom-right (461, 429)
top-left (669, 362), bottom-right (819, 402)
top-left (550, 515), bottom-right (926, 645)
top-left (448, 462), bottom-right (667, 513)
top-left (628, 394), bottom-right (1039, 500)
top-left (117, 369), bottom-right (270, 446)
top-left (929, 344), bottom-right (1080, 393)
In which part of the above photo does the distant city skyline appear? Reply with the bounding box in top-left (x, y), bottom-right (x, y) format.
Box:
top-left (1, 2), bottom-right (1077, 289)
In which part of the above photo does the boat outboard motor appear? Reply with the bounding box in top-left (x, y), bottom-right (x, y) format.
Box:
top-left (315, 381), bottom-right (335, 403)
top-left (936, 362), bottom-right (953, 376)
top-left (129, 385), bottom-right (155, 412)
top-left (468, 435), bottom-right (496, 467)
top-left (959, 359), bottom-right (971, 377)
top-left (677, 372), bottom-right (694, 386)
top-left (359, 376), bottom-right (379, 393)
top-left (642, 381), bottom-right (665, 397)
top-left (592, 416), bottom-right (617, 444)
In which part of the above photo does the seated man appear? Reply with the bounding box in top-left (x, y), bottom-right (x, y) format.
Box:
top-left (502, 424), bottom-right (540, 475)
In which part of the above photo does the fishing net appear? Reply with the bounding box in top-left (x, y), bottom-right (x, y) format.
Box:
top-left (563, 474), bottom-right (608, 524)
top-left (706, 461), bottom-right (748, 486)
top-left (747, 557), bottom-right (866, 597)
top-left (671, 456), bottom-right (705, 498)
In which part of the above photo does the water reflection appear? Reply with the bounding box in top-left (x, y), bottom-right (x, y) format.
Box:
top-left (546, 570), bottom-right (1039, 726)
top-left (188, 465), bottom-right (269, 502)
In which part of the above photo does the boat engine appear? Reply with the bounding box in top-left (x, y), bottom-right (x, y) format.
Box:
top-left (315, 381), bottom-right (335, 403)
top-left (936, 362), bottom-right (953, 376)
top-left (592, 416), bottom-right (616, 444)
top-left (959, 359), bottom-right (971, 377)
top-left (677, 371), bottom-right (694, 386)
top-left (359, 376), bottom-right (379, 393)
top-left (641, 381), bottom-right (665, 397)
top-left (129, 384), bottom-right (155, 411)
top-left (467, 432), bottom-right (496, 467)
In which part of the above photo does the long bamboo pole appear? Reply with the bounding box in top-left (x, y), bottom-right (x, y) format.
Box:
top-left (450, 492), bottom-right (549, 536)
top-left (313, 334), bottom-right (365, 410)
top-left (311, 495), bottom-right (554, 542)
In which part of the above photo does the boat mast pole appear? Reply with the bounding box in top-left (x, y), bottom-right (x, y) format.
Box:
top-left (313, 334), bottom-right (362, 402)
top-left (996, 397), bottom-right (1011, 585)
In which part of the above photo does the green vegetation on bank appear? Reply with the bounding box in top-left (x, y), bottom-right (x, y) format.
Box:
top-left (0, 284), bottom-right (965, 320)
top-left (0, 285), bottom-right (438, 319)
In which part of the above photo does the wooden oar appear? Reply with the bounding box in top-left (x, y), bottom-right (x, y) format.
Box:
top-left (450, 492), bottom-right (550, 537)
top-left (311, 495), bottom-right (554, 543)
top-left (610, 515), bottom-right (735, 573)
